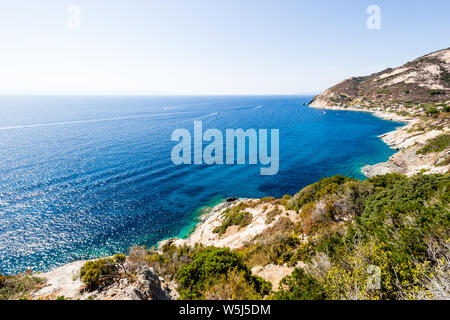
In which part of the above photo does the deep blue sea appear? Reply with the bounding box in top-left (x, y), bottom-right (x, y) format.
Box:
top-left (0, 95), bottom-right (403, 274)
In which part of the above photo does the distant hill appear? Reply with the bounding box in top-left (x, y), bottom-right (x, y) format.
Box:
top-left (310, 47), bottom-right (450, 108)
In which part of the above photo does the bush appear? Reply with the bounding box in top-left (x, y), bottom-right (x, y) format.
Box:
top-left (265, 207), bottom-right (282, 224)
top-left (417, 134), bottom-right (450, 154)
top-left (0, 274), bottom-right (43, 300)
top-left (275, 268), bottom-right (326, 300)
top-left (213, 203), bottom-right (252, 235)
top-left (204, 269), bottom-right (269, 300)
top-left (146, 243), bottom-right (204, 280)
top-left (441, 70), bottom-right (450, 86)
top-left (80, 254), bottom-right (125, 290)
top-left (377, 88), bottom-right (392, 95)
top-left (429, 89), bottom-right (445, 96)
top-left (426, 107), bottom-right (440, 116)
top-left (288, 175), bottom-right (356, 211)
top-left (322, 241), bottom-right (394, 300)
top-left (175, 247), bottom-right (271, 299)
top-left (271, 173), bottom-right (448, 300)
top-left (280, 194), bottom-right (292, 207)
top-left (367, 173), bottom-right (406, 189)
top-left (347, 174), bottom-right (450, 298)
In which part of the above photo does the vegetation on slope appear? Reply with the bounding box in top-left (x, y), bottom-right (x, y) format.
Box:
top-left (0, 273), bottom-right (43, 300)
top-left (175, 247), bottom-right (271, 299)
top-left (272, 173), bottom-right (449, 300)
top-left (213, 202), bottom-right (252, 235)
top-left (5, 173), bottom-right (447, 300)
top-left (104, 244), bottom-right (272, 300)
top-left (79, 254), bottom-right (126, 290)
top-left (310, 48), bottom-right (450, 108)
top-left (417, 133), bottom-right (450, 155)
top-left (75, 173), bottom-right (448, 300)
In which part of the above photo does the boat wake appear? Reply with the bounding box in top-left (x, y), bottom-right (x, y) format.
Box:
top-left (0, 113), bottom-right (180, 131)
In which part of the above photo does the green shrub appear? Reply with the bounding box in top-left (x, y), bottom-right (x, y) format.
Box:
top-left (417, 134), bottom-right (450, 154)
top-left (288, 175), bottom-right (356, 211)
top-left (80, 254), bottom-right (125, 290)
top-left (441, 70), bottom-right (450, 86)
top-left (175, 247), bottom-right (271, 299)
top-left (354, 174), bottom-right (449, 287)
top-left (377, 88), bottom-right (392, 95)
top-left (0, 274), bottom-right (43, 300)
top-left (274, 173), bottom-right (448, 300)
top-left (426, 107), bottom-right (439, 116)
top-left (213, 203), bottom-right (253, 235)
top-left (146, 243), bottom-right (205, 280)
top-left (429, 89), bottom-right (445, 96)
top-left (367, 173), bottom-right (407, 189)
top-left (204, 269), bottom-right (269, 300)
top-left (275, 268), bottom-right (326, 300)
top-left (265, 207), bottom-right (282, 224)
top-left (280, 194), bottom-right (292, 207)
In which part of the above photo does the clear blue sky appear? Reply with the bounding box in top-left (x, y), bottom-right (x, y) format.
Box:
top-left (0, 0), bottom-right (449, 95)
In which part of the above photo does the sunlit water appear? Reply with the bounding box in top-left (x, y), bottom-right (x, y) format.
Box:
top-left (0, 95), bottom-right (403, 274)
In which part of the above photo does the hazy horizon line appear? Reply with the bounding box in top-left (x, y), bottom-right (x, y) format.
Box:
top-left (0, 92), bottom-right (319, 97)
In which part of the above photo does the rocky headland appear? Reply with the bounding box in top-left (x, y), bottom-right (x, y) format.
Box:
top-left (310, 47), bottom-right (450, 177)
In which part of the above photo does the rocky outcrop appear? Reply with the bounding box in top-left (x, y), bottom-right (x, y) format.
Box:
top-left (167, 199), bottom-right (298, 250)
top-left (33, 262), bottom-right (178, 300)
top-left (159, 198), bottom-right (301, 290)
top-left (310, 47), bottom-right (450, 178)
top-left (310, 47), bottom-right (450, 107)
top-left (94, 268), bottom-right (179, 300)
top-left (362, 122), bottom-right (450, 177)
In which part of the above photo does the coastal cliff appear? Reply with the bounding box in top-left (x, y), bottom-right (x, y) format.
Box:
top-left (5, 171), bottom-right (446, 301)
top-left (310, 47), bottom-right (450, 107)
top-left (310, 47), bottom-right (450, 177)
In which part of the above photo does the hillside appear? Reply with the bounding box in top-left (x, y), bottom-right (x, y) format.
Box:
top-left (310, 47), bottom-right (450, 109)
top-left (4, 173), bottom-right (447, 300)
top-left (310, 48), bottom-right (450, 178)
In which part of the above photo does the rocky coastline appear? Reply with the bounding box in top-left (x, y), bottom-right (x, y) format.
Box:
top-left (309, 99), bottom-right (450, 177)
top-left (27, 197), bottom-right (298, 299)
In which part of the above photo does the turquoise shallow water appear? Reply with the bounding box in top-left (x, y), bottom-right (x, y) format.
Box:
top-left (0, 95), bottom-right (403, 274)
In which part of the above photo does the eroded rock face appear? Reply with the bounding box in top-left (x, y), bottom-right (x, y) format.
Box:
top-left (33, 263), bottom-right (179, 300)
top-left (169, 199), bottom-right (298, 250)
top-left (118, 268), bottom-right (179, 300)
top-left (362, 120), bottom-right (449, 178)
top-left (310, 47), bottom-right (450, 107)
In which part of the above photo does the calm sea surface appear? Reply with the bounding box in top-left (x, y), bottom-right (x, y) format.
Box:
top-left (0, 95), bottom-right (403, 274)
